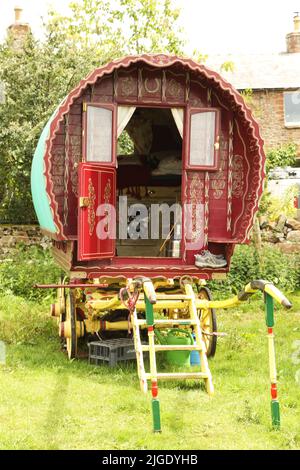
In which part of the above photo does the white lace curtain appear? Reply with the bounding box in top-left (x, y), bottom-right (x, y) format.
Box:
top-left (171, 108), bottom-right (184, 138)
top-left (117, 106), bottom-right (136, 137)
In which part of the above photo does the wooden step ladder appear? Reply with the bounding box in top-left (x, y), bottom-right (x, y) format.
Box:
top-left (131, 279), bottom-right (214, 432)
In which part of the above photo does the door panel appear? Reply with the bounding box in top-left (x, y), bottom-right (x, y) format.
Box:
top-left (78, 163), bottom-right (116, 261)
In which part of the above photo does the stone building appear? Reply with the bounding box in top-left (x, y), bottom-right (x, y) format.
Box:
top-left (7, 6), bottom-right (31, 49)
top-left (206, 13), bottom-right (300, 158)
top-left (0, 7), bottom-right (31, 104)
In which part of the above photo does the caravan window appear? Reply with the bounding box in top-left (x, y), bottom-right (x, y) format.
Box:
top-left (187, 109), bottom-right (220, 170)
top-left (86, 105), bottom-right (113, 163)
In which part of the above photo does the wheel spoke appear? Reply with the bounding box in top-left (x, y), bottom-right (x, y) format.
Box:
top-left (197, 287), bottom-right (217, 358)
top-left (66, 290), bottom-right (77, 360)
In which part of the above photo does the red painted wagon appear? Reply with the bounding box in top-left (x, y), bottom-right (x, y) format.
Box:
top-left (32, 54), bottom-right (291, 430)
top-left (32, 52), bottom-right (266, 355)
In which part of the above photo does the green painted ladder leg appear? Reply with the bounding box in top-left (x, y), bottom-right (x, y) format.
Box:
top-left (265, 293), bottom-right (280, 429)
top-left (145, 294), bottom-right (162, 433)
top-left (152, 398), bottom-right (161, 433)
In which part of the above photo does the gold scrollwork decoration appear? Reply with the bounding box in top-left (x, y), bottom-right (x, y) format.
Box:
top-left (120, 77), bottom-right (135, 96)
top-left (168, 78), bottom-right (183, 98)
top-left (103, 178), bottom-right (112, 233)
top-left (87, 178), bottom-right (96, 236)
top-left (212, 179), bottom-right (226, 199)
top-left (232, 155), bottom-right (244, 198)
top-left (212, 150), bottom-right (226, 199)
top-left (104, 178), bottom-right (111, 204)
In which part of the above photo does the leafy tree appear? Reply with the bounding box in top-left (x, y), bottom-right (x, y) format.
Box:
top-left (0, 0), bottom-right (185, 223)
top-left (266, 142), bottom-right (297, 173)
top-left (257, 143), bottom-right (298, 219)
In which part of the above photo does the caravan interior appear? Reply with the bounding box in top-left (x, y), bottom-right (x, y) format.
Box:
top-left (116, 106), bottom-right (183, 258)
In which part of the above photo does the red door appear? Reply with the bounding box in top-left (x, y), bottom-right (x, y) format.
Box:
top-left (78, 102), bottom-right (117, 261)
top-left (78, 163), bottom-right (116, 260)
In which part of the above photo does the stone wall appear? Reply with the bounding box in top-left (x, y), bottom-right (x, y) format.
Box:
top-left (0, 225), bottom-right (50, 258)
top-left (251, 89), bottom-right (300, 155)
top-left (260, 215), bottom-right (300, 253)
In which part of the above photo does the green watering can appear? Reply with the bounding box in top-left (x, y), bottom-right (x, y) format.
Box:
top-left (154, 328), bottom-right (194, 366)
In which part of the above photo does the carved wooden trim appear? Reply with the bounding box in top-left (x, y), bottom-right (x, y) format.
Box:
top-left (227, 119), bottom-right (234, 232)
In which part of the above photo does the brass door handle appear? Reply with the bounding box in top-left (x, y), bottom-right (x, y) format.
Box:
top-left (79, 197), bottom-right (89, 208)
top-left (214, 135), bottom-right (220, 150)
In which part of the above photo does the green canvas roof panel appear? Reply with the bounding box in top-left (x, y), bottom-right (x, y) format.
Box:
top-left (31, 110), bottom-right (58, 234)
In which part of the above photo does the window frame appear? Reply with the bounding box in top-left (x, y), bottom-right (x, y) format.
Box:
top-left (184, 107), bottom-right (220, 171)
top-left (284, 91), bottom-right (300, 129)
top-left (82, 102), bottom-right (117, 166)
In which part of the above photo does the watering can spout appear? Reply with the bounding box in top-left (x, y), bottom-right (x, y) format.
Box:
top-left (154, 329), bottom-right (166, 344)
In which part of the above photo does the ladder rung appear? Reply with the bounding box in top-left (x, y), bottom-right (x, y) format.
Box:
top-left (145, 372), bottom-right (208, 380)
top-left (142, 345), bottom-right (201, 351)
top-left (136, 319), bottom-right (197, 326)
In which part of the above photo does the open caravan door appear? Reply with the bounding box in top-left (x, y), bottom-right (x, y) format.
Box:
top-left (78, 104), bottom-right (116, 261)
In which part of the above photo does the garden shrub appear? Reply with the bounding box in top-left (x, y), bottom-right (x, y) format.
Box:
top-left (0, 245), bottom-right (61, 301)
top-left (265, 143), bottom-right (297, 173)
top-left (208, 244), bottom-right (300, 298)
top-left (0, 293), bottom-right (56, 345)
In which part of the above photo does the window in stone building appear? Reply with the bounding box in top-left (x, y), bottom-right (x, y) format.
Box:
top-left (284, 91), bottom-right (300, 127)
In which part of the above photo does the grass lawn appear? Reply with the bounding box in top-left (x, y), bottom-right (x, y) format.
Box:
top-left (0, 291), bottom-right (300, 450)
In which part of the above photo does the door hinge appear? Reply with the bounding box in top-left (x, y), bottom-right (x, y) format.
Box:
top-left (83, 102), bottom-right (87, 112)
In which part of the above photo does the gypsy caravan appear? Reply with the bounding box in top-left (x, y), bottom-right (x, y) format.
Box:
top-left (32, 55), bottom-right (291, 431)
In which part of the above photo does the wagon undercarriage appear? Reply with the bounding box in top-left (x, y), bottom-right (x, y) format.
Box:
top-left (42, 275), bottom-right (291, 432)
top-left (52, 276), bottom-right (217, 361)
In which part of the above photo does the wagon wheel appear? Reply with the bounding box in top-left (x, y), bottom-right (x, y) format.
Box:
top-left (65, 290), bottom-right (77, 360)
top-left (56, 276), bottom-right (67, 349)
top-left (57, 275), bottom-right (67, 322)
top-left (197, 286), bottom-right (217, 357)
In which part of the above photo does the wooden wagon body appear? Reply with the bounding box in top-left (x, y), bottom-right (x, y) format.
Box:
top-left (31, 54), bottom-right (265, 282)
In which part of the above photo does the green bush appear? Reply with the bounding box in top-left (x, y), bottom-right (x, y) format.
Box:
top-left (0, 245), bottom-right (61, 301)
top-left (208, 244), bottom-right (300, 298)
top-left (266, 143), bottom-right (297, 173)
top-left (0, 293), bottom-right (56, 345)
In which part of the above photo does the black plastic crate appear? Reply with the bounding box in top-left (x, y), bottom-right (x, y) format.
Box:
top-left (88, 338), bottom-right (138, 367)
